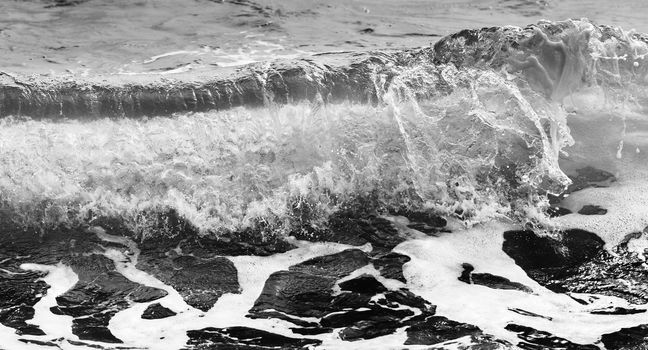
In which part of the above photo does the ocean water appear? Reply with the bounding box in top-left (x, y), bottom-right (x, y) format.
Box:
top-left (1, 1), bottom-right (648, 350)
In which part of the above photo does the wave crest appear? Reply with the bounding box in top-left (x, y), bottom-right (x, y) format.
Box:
top-left (2, 19), bottom-right (648, 235)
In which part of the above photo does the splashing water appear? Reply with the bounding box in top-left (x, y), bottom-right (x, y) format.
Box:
top-left (3, 19), bottom-right (648, 238)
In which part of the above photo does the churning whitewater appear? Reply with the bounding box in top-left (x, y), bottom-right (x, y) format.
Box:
top-left (1, 13), bottom-right (648, 350)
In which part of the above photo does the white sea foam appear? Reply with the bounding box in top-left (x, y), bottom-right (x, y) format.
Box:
top-left (104, 235), bottom-right (373, 349)
top-left (19, 263), bottom-right (78, 341)
top-left (396, 220), bottom-right (648, 347)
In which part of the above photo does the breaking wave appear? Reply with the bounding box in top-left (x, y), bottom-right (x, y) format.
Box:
top-left (2, 19), bottom-right (648, 237)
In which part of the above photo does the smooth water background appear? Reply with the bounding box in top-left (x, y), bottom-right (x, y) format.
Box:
top-left (1, 0), bottom-right (646, 75)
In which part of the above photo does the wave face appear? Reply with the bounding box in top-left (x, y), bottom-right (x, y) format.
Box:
top-left (2, 19), bottom-right (648, 237)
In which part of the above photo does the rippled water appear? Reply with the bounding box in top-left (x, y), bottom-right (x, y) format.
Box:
top-left (2, 0), bottom-right (647, 75)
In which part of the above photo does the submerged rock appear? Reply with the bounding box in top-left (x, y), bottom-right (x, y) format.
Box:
top-left (185, 326), bottom-right (321, 349)
top-left (54, 254), bottom-right (167, 343)
top-left (458, 263), bottom-right (533, 293)
top-left (0, 230), bottom-right (66, 336)
top-left (405, 316), bottom-right (482, 345)
top-left (569, 167), bottom-right (617, 191)
top-left (142, 303), bottom-right (177, 320)
top-left (247, 248), bottom-right (493, 344)
top-left (393, 210), bottom-right (449, 236)
top-left (0, 226), bottom-right (170, 339)
top-left (338, 274), bottom-right (388, 294)
top-left (138, 255), bottom-right (238, 312)
top-left (505, 324), bottom-right (599, 349)
top-left (373, 252), bottom-right (411, 283)
top-left (323, 307), bottom-right (414, 340)
top-left (298, 214), bottom-right (407, 252)
top-left (578, 205), bottom-right (608, 215)
top-left (132, 213), bottom-right (242, 312)
top-left (0, 268), bottom-right (48, 336)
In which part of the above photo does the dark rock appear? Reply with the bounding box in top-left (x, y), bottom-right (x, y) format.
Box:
top-left (601, 324), bottom-right (648, 350)
top-left (133, 209), bottom-right (296, 258)
top-left (250, 270), bottom-right (338, 318)
top-left (250, 270), bottom-right (373, 319)
top-left (397, 210), bottom-right (449, 236)
top-left (472, 274), bottom-right (532, 293)
top-left (71, 318), bottom-right (123, 344)
top-left (297, 214), bottom-right (405, 251)
top-left (0, 231), bottom-right (61, 335)
top-left (458, 263), bottom-right (474, 283)
top-left (384, 289), bottom-right (433, 311)
top-left (503, 229), bottom-right (648, 304)
top-left (375, 297), bottom-right (400, 308)
top-left (185, 326), bottom-right (321, 349)
top-left (181, 231), bottom-right (296, 257)
top-left (55, 254), bottom-right (167, 343)
top-left (505, 324), bottom-right (599, 349)
top-left (372, 252), bottom-right (411, 283)
top-left (568, 294), bottom-right (589, 305)
top-left (458, 263), bottom-right (533, 293)
top-left (289, 249), bottom-right (370, 277)
top-left (338, 319), bottom-right (400, 341)
top-left (290, 327), bottom-right (333, 335)
top-left (247, 311), bottom-right (320, 328)
top-left (142, 303), bottom-right (177, 319)
top-left (0, 302), bottom-right (46, 336)
top-left (508, 308), bottom-right (553, 321)
top-left (250, 249), bottom-right (371, 319)
top-left (137, 254), bottom-right (239, 312)
top-left (66, 340), bottom-right (106, 349)
top-left (247, 248), bottom-right (452, 342)
top-left (339, 274), bottom-right (388, 294)
top-left (590, 307), bottom-right (646, 315)
top-left (406, 222), bottom-right (445, 235)
top-left (320, 307), bottom-right (414, 328)
top-left (549, 167), bottom-right (617, 204)
top-left (503, 229), bottom-right (605, 271)
top-left (578, 205), bottom-right (607, 215)
top-left (405, 315), bottom-right (482, 345)
top-left (0, 227), bottom-right (110, 336)
top-left (18, 338), bottom-right (61, 347)
top-left (390, 210), bottom-right (448, 228)
top-left (358, 217), bottom-right (405, 251)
